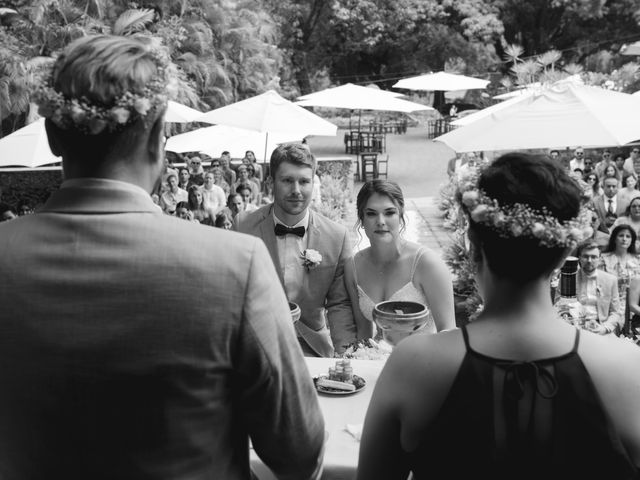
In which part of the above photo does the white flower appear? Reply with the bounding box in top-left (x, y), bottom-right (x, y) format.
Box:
top-left (531, 222), bottom-right (546, 237)
top-left (301, 249), bottom-right (323, 270)
top-left (470, 204), bottom-right (489, 223)
top-left (461, 190), bottom-right (479, 207)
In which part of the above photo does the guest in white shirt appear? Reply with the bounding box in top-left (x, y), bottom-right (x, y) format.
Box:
top-left (201, 171), bottom-right (226, 215)
top-left (569, 146), bottom-right (585, 172)
top-left (160, 173), bottom-right (188, 214)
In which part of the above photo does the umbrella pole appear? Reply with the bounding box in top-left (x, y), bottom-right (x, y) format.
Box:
top-left (358, 110), bottom-right (362, 131)
top-left (263, 132), bottom-right (269, 164)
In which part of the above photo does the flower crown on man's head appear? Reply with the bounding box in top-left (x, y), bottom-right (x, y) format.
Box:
top-left (34, 46), bottom-right (173, 135)
top-left (457, 168), bottom-right (592, 249)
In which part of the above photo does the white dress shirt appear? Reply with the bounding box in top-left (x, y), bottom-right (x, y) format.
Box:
top-left (273, 210), bottom-right (310, 301)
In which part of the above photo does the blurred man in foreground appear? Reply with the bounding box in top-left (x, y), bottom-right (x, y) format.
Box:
top-left (0, 35), bottom-right (324, 480)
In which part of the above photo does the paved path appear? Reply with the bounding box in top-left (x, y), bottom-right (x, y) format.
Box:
top-left (309, 126), bottom-right (456, 255)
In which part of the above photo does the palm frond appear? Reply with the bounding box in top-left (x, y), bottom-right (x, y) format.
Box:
top-left (537, 50), bottom-right (561, 68)
top-left (503, 44), bottom-right (523, 63)
top-left (113, 8), bottom-right (155, 36)
top-left (563, 63), bottom-right (584, 76)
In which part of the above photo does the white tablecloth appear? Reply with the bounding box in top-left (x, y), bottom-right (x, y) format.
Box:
top-left (250, 357), bottom-right (387, 480)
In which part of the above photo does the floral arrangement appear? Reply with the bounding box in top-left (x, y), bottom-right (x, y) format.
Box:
top-left (33, 47), bottom-right (174, 135)
top-left (339, 338), bottom-right (392, 360)
top-left (457, 169), bottom-right (592, 249)
top-left (301, 249), bottom-right (323, 270)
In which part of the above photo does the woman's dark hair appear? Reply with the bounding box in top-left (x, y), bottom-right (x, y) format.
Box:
top-left (187, 185), bottom-right (203, 210)
top-left (605, 224), bottom-right (637, 254)
top-left (603, 164), bottom-right (619, 178)
top-left (625, 197), bottom-right (640, 217)
top-left (583, 171), bottom-right (600, 196)
top-left (356, 180), bottom-right (407, 230)
top-left (214, 211), bottom-right (233, 228)
top-left (466, 153), bottom-right (582, 283)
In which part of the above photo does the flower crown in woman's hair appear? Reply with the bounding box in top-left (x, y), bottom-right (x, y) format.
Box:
top-left (457, 170), bottom-right (592, 249)
top-left (34, 47), bottom-right (173, 135)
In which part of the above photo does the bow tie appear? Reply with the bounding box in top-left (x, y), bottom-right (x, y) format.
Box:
top-left (274, 223), bottom-right (306, 237)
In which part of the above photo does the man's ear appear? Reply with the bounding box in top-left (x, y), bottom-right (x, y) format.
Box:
top-left (146, 111), bottom-right (166, 165)
top-left (44, 119), bottom-right (64, 157)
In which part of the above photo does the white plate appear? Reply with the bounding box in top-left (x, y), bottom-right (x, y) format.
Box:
top-left (313, 374), bottom-right (366, 396)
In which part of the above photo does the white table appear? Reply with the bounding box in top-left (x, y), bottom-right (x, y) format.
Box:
top-left (251, 357), bottom-right (386, 480)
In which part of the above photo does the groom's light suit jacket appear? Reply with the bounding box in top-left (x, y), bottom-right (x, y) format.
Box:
top-left (236, 204), bottom-right (357, 356)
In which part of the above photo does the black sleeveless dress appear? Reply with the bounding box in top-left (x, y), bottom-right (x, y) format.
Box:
top-left (406, 326), bottom-right (638, 479)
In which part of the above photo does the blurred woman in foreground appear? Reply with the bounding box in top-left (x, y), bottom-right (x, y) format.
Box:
top-left (357, 153), bottom-right (640, 479)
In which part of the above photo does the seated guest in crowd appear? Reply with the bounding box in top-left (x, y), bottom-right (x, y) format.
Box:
top-left (625, 276), bottom-right (640, 334)
top-left (236, 183), bottom-right (258, 213)
top-left (161, 152), bottom-right (180, 192)
top-left (623, 146), bottom-right (640, 176)
top-left (0, 202), bottom-right (17, 222)
top-left (569, 146), bottom-right (586, 171)
top-left (583, 171), bottom-right (603, 199)
top-left (586, 208), bottom-right (611, 250)
top-left (602, 163), bottom-right (621, 185)
top-left (617, 172), bottom-right (640, 209)
top-left (593, 176), bottom-right (626, 232)
top-left (613, 197), bottom-right (640, 239)
top-left (160, 172), bottom-right (188, 214)
top-left (187, 156), bottom-right (205, 186)
top-left (234, 164), bottom-right (260, 204)
top-left (614, 153), bottom-right (626, 175)
top-left (201, 171), bottom-right (226, 215)
top-left (0, 34), bottom-right (324, 480)
top-left (236, 143), bottom-right (357, 356)
top-left (244, 149), bottom-right (263, 182)
top-left (175, 201), bottom-right (195, 221)
top-left (187, 185), bottom-right (212, 224)
top-left (358, 152), bottom-right (640, 479)
top-left (218, 150), bottom-right (236, 186)
top-left (223, 192), bottom-right (244, 222)
top-left (211, 166), bottom-right (231, 196)
top-left (247, 163), bottom-right (263, 200)
top-left (575, 241), bottom-right (622, 335)
top-left (344, 180), bottom-right (454, 342)
top-left (214, 211), bottom-right (234, 230)
top-left (599, 224), bottom-right (640, 305)
top-left (594, 149), bottom-right (613, 178)
top-left (177, 166), bottom-right (192, 191)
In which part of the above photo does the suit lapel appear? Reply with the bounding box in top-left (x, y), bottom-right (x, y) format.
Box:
top-left (259, 206), bottom-right (284, 285)
top-left (306, 210), bottom-right (322, 253)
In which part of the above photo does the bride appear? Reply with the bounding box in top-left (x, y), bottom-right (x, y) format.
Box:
top-left (344, 180), bottom-right (455, 341)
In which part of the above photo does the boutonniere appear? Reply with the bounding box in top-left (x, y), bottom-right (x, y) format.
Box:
top-left (301, 249), bottom-right (323, 271)
top-left (596, 285), bottom-right (602, 297)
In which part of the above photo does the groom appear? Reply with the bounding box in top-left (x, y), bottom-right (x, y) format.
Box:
top-left (236, 144), bottom-right (357, 356)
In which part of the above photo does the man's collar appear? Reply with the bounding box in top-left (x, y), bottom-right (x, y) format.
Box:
top-left (273, 209), bottom-right (309, 229)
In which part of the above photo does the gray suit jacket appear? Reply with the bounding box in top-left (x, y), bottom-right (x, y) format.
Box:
top-left (577, 269), bottom-right (623, 332)
top-left (593, 194), bottom-right (628, 230)
top-left (236, 204), bottom-right (357, 356)
top-left (0, 179), bottom-right (324, 480)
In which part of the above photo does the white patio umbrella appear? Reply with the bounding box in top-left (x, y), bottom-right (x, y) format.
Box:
top-left (393, 72), bottom-right (489, 91)
top-left (295, 83), bottom-right (432, 112)
top-left (436, 83), bottom-right (640, 153)
top-left (166, 125), bottom-right (303, 162)
top-left (0, 119), bottom-right (60, 167)
top-left (195, 90), bottom-right (336, 160)
top-left (164, 100), bottom-right (202, 123)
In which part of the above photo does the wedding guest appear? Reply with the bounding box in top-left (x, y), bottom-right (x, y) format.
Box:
top-left (598, 224), bottom-right (640, 305)
top-left (569, 146), bottom-right (586, 171)
top-left (623, 146), bottom-right (640, 175)
top-left (593, 177), bottom-right (625, 232)
top-left (617, 172), bottom-right (640, 209)
top-left (614, 153), bottom-right (626, 174)
top-left (219, 151), bottom-right (236, 186)
top-left (233, 164), bottom-right (260, 204)
top-left (236, 183), bottom-right (258, 213)
top-left (177, 166), bottom-right (192, 190)
top-left (224, 192), bottom-right (244, 222)
top-left (602, 163), bottom-right (621, 184)
top-left (160, 172), bottom-right (188, 214)
top-left (175, 200), bottom-right (195, 221)
top-left (244, 149), bottom-right (263, 181)
top-left (201, 171), bottom-right (226, 215)
top-left (236, 143), bottom-right (357, 356)
top-left (0, 34), bottom-right (325, 480)
top-left (344, 180), bottom-right (454, 341)
top-left (575, 241), bottom-right (622, 335)
top-left (625, 276), bottom-right (640, 336)
top-left (214, 211), bottom-right (234, 229)
top-left (187, 155), bottom-right (205, 185)
top-left (358, 152), bottom-right (640, 479)
top-left (583, 172), bottom-right (603, 198)
top-left (594, 149), bottom-right (613, 178)
top-left (187, 185), bottom-right (212, 224)
top-left (613, 197), bottom-right (640, 237)
top-left (211, 166), bottom-right (231, 196)
top-left (0, 202), bottom-right (17, 222)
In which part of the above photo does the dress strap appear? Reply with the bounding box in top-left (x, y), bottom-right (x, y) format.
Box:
top-left (570, 327), bottom-right (581, 353)
top-left (461, 324), bottom-right (472, 351)
top-left (409, 247), bottom-right (425, 281)
top-left (351, 254), bottom-right (359, 285)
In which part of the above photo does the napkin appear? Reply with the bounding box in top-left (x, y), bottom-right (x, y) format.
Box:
top-left (345, 423), bottom-right (363, 441)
